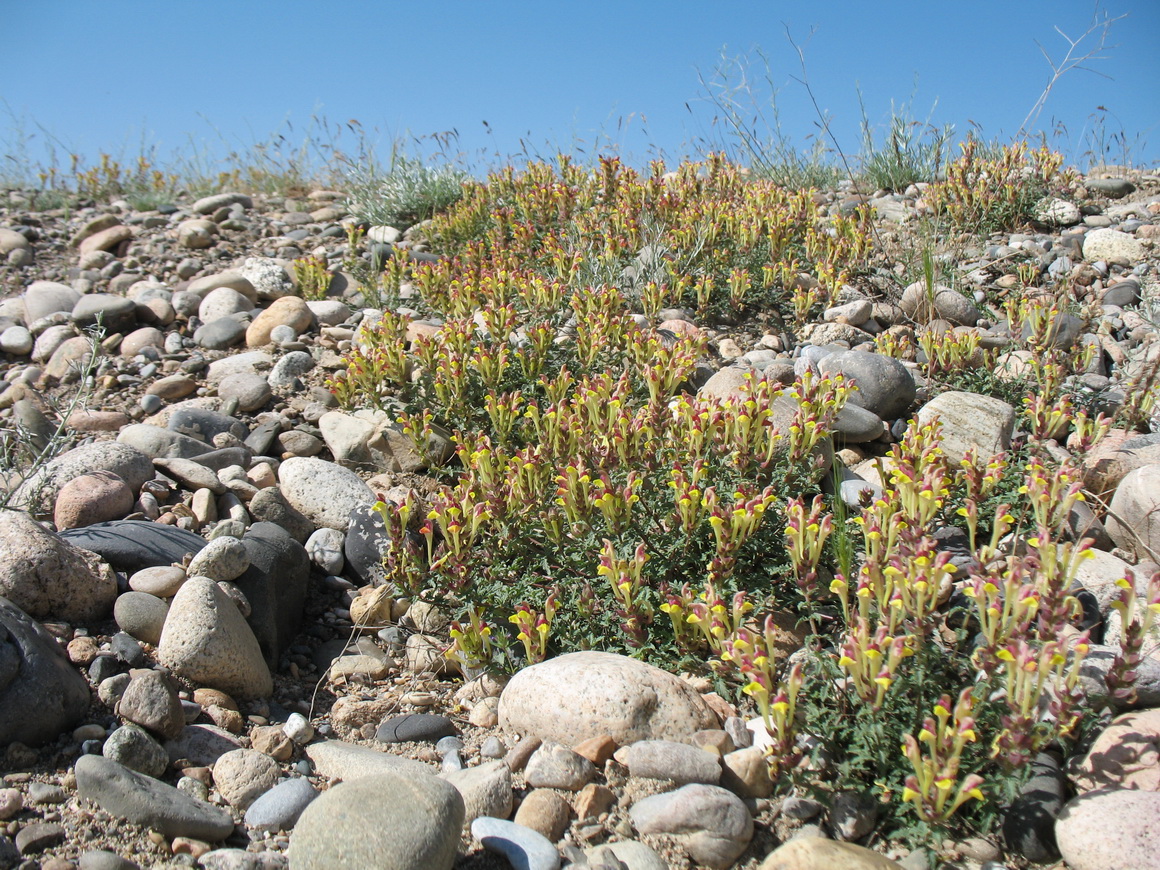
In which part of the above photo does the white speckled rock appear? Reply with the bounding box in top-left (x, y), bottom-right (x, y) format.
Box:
top-left (157, 577), bottom-right (272, 700)
top-left (915, 391), bottom-right (1015, 464)
top-left (499, 651), bottom-right (718, 745)
top-left (1082, 228), bottom-right (1145, 265)
top-left (277, 457), bottom-right (375, 531)
top-left (186, 536), bottom-right (250, 583)
top-left (1056, 788), bottom-right (1160, 870)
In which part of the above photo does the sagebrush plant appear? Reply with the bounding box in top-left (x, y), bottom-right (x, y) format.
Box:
top-left (344, 150), bottom-right (471, 229)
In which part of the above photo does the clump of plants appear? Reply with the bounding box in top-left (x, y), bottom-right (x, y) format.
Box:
top-left (925, 137), bottom-right (1077, 234)
top-left (333, 152), bottom-right (1157, 850)
top-left (344, 152), bottom-right (471, 229)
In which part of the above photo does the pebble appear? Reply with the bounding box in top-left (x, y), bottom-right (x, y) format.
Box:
top-left (628, 783), bottom-right (753, 869)
top-left (244, 777), bottom-right (318, 832)
top-left (376, 713), bottom-right (457, 744)
top-left (471, 816), bottom-right (561, 870)
top-left (524, 741), bottom-right (597, 790)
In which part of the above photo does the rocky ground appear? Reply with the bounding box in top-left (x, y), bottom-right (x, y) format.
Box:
top-left (0, 168), bottom-right (1158, 870)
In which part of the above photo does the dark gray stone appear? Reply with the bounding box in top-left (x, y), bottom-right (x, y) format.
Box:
top-left (818, 350), bottom-right (916, 420)
top-left (0, 598), bottom-right (91, 745)
top-left (1102, 280), bottom-right (1140, 307)
top-left (1003, 752), bottom-right (1066, 862)
top-left (344, 502), bottom-right (390, 585)
top-left (245, 419), bottom-right (283, 455)
top-left (59, 520), bottom-right (206, 572)
top-left (1086, 177), bottom-right (1135, 198)
top-left (194, 318), bottom-right (246, 350)
top-left (375, 713), bottom-right (457, 744)
top-left (88, 655), bottom-right (123, 683)
top-left (187, 445), bottom-right (253, 473)
top-left (75, 754), bottom-right (235, 841)
top-left (234, 522), bottom-right (310, 669)
top-left (111, 632), bottom-right (146, 667)
top-left (73, 294), bottom-right (137, 333)
top-left (1021, 312), bottom-right (1083, 349)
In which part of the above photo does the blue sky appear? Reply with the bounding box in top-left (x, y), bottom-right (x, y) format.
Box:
top-left (3, 1), bottom-right (1157, 181)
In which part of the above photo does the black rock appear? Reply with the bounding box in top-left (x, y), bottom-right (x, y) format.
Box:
top-left (234, 522), bottom-right (310, 669)
top-left (1003, 751), bottom-right (1067, 862)
top-left (59, 520), bottom-right (206, 572)
top-left (167, 408), bottom-right (248, 444)
top-left (111, 632), bottom-right (146, 667)
top-left (345, 503), bottom-right (390, 585)
top-left (375, 713), bottom-right (457, 744)
top-left (244, 419), bottom-right (283, 455)
top-left (0, 598), bottom-right (91, 746)
top-left (88, 655), bottom-right (123, 684)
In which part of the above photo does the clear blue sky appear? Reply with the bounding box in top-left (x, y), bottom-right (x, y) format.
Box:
top-left (2, 0), bottom-right (1157, 182)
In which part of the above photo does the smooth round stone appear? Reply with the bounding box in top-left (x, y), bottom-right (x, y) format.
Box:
top-left (289, 772), bottom-right (463, 870)
top-left (244, 777), bottom-right (319, 832)
top-left (471, 817), bottom-right (560, 870)
top-left (0, 326), bottom-right (33, 355)
top-left (54, 470), bottom-right (134, 530)
top-left (375, 713), bottom-right (457, 744)
top-left (525, 742), bottom-right (596, 791)
top-left (113, 592), bottom-right (169, 646)
top-left (138, 399), bottom-right (163, 419)
top-left (278, 457), bottom-right (374, 531)
top-left (269, 324), bottom-right (298, 344)
top-left (199, 287), bottom-right (253, 322)
top-left (217, 372), bottom-right (271, 413)
top-left (129, 565), bottom-right (187, 598)
top-left (194, 317), bottom-right (246, 351)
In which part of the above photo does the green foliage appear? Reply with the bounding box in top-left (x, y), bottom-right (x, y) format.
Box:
top-left (858, 97), bottom-right (953, 192)
top-left (344, 151), bottom-right (471, 229)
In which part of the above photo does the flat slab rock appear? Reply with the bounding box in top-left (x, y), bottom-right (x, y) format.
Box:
top-left (74, 754), bottom-right (234, 841)
top-left (59, 520), bottom-right (206, 572)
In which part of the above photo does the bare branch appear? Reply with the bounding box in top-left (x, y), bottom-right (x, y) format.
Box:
top-left (1017, 3), bottom-right (1128, 141)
